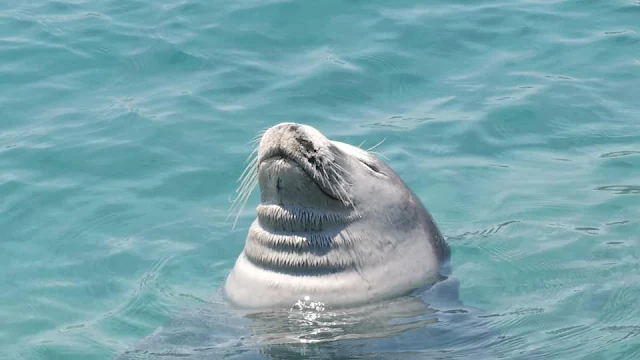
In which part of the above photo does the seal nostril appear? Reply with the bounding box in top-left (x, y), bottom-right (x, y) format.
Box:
top-left (297, 136), bottom-right (315, 153)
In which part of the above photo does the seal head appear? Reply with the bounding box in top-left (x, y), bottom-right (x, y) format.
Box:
top-left (224, 122), bottom-right (450, 309)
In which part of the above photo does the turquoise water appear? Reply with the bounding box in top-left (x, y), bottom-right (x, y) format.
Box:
top-left (2, 0), bottom-right (640, 358)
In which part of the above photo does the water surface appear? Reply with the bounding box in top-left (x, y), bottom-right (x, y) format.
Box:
top-left (1, 0), bottom-right (640, 359)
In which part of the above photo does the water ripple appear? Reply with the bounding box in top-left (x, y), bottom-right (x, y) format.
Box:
top-left (2, 0), bottom-right (640, 358)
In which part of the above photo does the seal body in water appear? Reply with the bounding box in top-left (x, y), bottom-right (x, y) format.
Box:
top-left (224, 122), bottom-right (451, 309)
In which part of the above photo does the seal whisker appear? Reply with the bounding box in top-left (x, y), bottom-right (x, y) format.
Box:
top-left (228, 176), bottom-right (259, 228)
top-left (250, 127), bottom-right (269, 144)
top-left (237, 162), bottom-right (258, 193)
top-left (368, 151), bottom-right (388, 160)
top-left (327, 165), bottom-right (352, 207)
top-left (333, 161), bottom-right (348, 176)
top-left (228, 151), bottom-right (259, 228)
top-left (243, 147), bottom-right (259, 165)
top-left (234, 173), bottom-right (255, 210)
top-left (238, 155), bottom-right (258, 184)
top-left (367, 138), bottom-right (387, 152)
top-left (236, 176), bottom-right (256, 209)
top-left (327, 169), bottom-right (344, 203)
top-left (318, 161), bottom-right (332, 190)
top-left (324, 168), bottom-right (340, 200)
top-left (237, 147), bottom-right (259, 184)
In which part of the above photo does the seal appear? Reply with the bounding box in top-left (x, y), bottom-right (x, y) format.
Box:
top-left (224, 122), bottom-right (451, 309)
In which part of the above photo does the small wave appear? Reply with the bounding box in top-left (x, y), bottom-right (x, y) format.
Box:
top-left (594, 185), bottom-right (640, 195)
top-left (355, 49), bottom-right (408, 73)
top-left (447, 220), bottom-right (521, 241)
top-left (600, 150), bottom-right (640, 158)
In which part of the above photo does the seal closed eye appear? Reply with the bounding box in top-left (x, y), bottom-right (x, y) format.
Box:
top-left (224, 122), bottom-right (451, 309)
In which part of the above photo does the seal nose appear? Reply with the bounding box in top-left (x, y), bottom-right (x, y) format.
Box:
top-left (261, 122), bottom-right (300, 143)
top-left (258, 123), bottom-right (300, 161)
top-left (259, 122), bottom-right (327, 158)
top-left (272, 122), bottom-right (300, 134)
top-left (284, 123), bottom-right (300, 133)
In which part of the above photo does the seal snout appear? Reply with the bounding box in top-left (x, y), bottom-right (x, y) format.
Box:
top-left (256, 122), bottom-right (351, 209)
top-left (257, 122), bottom-right (325, 166)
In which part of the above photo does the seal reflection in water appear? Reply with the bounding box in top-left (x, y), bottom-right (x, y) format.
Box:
top-left (225, 122), bottom-right (451, 309)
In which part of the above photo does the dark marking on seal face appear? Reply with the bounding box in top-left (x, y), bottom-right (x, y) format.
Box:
top-left (297, 136), bottom-right (315, 154)
top-left (296, 133), bottom-right (319, 169)
top-left (276, 177), bottom-right (282, 193)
